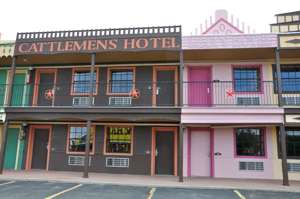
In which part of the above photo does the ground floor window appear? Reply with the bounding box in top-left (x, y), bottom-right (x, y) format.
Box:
top-left (104, 126), bottom-right (133, 155)
top-left (278, 128), bottom-right (300, 158)
top-left (235, 128), bottom-right (265, 157)
top-left (67, 126), bottom-right (94, 154)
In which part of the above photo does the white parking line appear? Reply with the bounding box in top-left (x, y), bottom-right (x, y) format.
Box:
top-left (147, 188), bottom-right (156, 199)
top-left (44, 184), bottom-right (82, 199)
top-left (0, 181), bottom-right (16, 186)
top-left (234, 190), bottom-right (246, 199)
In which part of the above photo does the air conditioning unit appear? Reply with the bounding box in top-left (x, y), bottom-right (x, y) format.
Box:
top-left (239, 161), bottom-right (264, 171)
top-left (109, 97), bottom-right (132, 106)
top-left (282, 96), bottom-right (300, 105)
top-left (288, 163), bottom-right (300, 172)
top-left (72, 97), bottom-right (94, 106)
top-left (68, 156), bottom-right (91, 166)
top-left (106, 157), bottom-right (129, 168)
top-left (236, 97), bottom-right (260, 105)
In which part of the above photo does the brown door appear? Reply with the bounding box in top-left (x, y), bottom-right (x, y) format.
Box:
top-left (37, 72), bottom-right (55, 106)
top-left (31, 129), bottom-right (49, 169)
top-left (155, 131), bottom-right (174, 175)
top-left (155, 70), bottom-right (175, 106)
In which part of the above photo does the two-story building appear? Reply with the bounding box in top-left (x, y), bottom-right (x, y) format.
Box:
top-left (1, 26), bottom-right (184, 179)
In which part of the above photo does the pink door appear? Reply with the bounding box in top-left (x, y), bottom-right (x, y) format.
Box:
top-left (188, 67), bottom-right (212, 106)
top-left (191, 130), bottom-right (211, 177)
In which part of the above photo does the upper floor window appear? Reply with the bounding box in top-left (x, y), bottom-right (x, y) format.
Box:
top-left (67, 126), bottom-right (95, 154)
top-left (278, 128), bottom-right (300, 158)
top-left (235, 128), bottom-right (265, 157)
top-left (233, 67), bottom-right (261, 92)
top-left (72, 69), bottom-right (97, 95)
top-left (107, 68), bottom-right (135, 94)
top-left (281, 67), bottom-right (300, 93)
top-left (104, 126), bottom-right (133, 155)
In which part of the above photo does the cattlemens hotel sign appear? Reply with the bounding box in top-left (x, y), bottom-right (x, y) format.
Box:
top-left (14, 26), bottom-right (181, 55)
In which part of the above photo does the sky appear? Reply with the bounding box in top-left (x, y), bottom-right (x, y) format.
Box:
top-left (0, 0), bottom-right (299, 40)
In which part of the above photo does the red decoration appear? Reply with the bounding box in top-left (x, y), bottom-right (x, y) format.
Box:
top-left (130, 88), bottom-right (140, 99)
top-left (226, 89), bottom-right (234, 97)
top-left (44, 89), bottom-right (54, 100)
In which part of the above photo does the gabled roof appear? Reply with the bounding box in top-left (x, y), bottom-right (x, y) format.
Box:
top-left (202, 18), bottom-right (243, 35)
top-left (0, 40), bottom-right (14, 57)
top-left (182, 33), bottom-right (277, 50)
top-left (276, 11), bottom-right (300, 16)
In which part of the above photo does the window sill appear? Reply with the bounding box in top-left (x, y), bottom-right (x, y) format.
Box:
top-left (103, 152), bottom-right (133, 156)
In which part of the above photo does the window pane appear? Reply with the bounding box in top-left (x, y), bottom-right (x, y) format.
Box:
top-left (286, 129), bottom-right (300, 157)
top-left (236, 128), bottom-right (265, 156)
top-left (73, 71), bottom-right (96, 94)
top-left (68, 126), bottom-right (93, 153)
top-left (280, 67), bottom-right (300, 92)
top-left (110, 70), bottom-right (133, 93)
top-left (233, 68), bottom-right (260, 92)
top-left (106, 126), bottom-right (132, 154)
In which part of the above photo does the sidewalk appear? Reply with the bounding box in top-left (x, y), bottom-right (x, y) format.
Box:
top-left (1, 170), bottom-right (300, 193)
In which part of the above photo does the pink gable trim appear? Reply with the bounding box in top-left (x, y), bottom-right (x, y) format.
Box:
top-left (202, 18), bottom-right (243, 35)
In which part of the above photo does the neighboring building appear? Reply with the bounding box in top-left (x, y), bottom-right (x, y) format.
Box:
top-left (0, 40), bottom-right (28, 170)
top-left (271, 11), bottom-right (300, 33)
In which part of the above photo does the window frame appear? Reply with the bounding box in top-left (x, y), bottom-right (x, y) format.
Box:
top-left (273, 64), bottom-right (300, 94)
top-left (66, 125), bottom-right (96, 155)
top-left (232, 64), bottom-right (263, 93)
top-left (106, 67), bottom-right (136, 95)
top-left (277, 127), bottom-right (300, 159)
top-left (71, 67), bottom-right (99, 96)
top-left (103, 125), bottom-right (134, 156)
top-left (234, 127), bottom-right (267, 158)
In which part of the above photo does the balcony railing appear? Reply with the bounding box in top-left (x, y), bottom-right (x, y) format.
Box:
top-left (1, 81), bottom-right (300, 108)
top-left (183, 81), bottom-right (280, 106)
top-left (0, 81), bottom-right (179, 107)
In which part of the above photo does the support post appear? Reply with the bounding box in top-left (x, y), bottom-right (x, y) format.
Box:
top-left (89, 53), bottom-right (96, 107)
top-left (178, 124), bottom-right (184, 182)
top-left (83, 120), bottom-right (92, 178)
top-left (280, 124), bottom-right (289, 186)
top-left (0, 122), bottom-right (9, 174)
top-left (275, 48), bottom-right (283, 106)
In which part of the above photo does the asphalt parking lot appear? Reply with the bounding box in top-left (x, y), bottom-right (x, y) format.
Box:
top-left (0, 180), bottom-right (300, 199)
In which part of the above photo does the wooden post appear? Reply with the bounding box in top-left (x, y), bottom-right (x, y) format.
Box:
top-left (83, 120), bottom-right (91, 178)
top-left (0, 56), bottom-right (16, 174)
top-left (178, 48), bottom-right (184, 182)
top-left (275, 48), bottom-right (283, 106)
top-left (89, 53), bottom-right (96, 107)
top-left (280, 124), bottom-right (289, 186)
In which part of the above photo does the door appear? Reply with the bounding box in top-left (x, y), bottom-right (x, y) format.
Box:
top-left (36, 72), bottom-right (55, 106)
top-left (155, 131), bottom-right (174, 175)
top-left (11, 73), bottom-right (26, 106)
top-left (31, 129), bottom-right (49, 169)
top-left (0, 70), bottom-right (7, 106)
top-left (188, 67), bottom-right (212, 106)
top-left (155, 69), bottom-right (176, 106)
top-left (190, 130), bottom-right (211, 177)
top-left (4, 128), bottom-right (19, 169)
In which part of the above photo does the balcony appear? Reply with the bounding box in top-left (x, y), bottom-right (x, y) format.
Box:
top-left (183, 81), bottom-right (279, 107)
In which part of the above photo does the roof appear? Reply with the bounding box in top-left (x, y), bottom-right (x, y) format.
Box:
top-left (182, 34), bottom-right (277, 50)
top-left (0, 40), bottom-right (15, 57)
top-left (202, 18), bottom-right (243, 35)
top-left (276, 11), bottom-right (300, 16)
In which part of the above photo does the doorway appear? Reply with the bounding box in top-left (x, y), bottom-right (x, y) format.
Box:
top-left (33, 69), bottom-right (57, 106)
top-left (153, 67), bottom-right (178, 106)
top-left (26, 125), bottom-right (52, 170)
top-left (151, 127), bottom-right (177, 176)
top-left (188, 67), bottom-right (212, 106)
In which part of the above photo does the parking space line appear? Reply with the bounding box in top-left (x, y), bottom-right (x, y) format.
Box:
top-left (147, 187), bottom-right (156, 199)
top-left (0, 181), bottom-right (15, 186)
top-left (234, 190), bottom-right (246, 199)
top-left (44, 184), bottom-right (82, 199)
